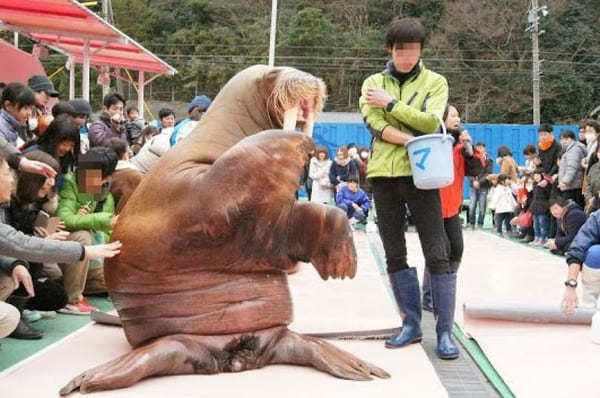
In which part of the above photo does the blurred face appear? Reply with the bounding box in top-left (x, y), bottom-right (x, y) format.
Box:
top-left (74, 114), bottom-right (88, 127)
top-left (539, 131), bottom-right (552, 141)
top-left (56, 140), bottom-right (75, 157)
top-left (77, 168), bottom-right (105, 194)
top-left (360, 150), bottom-right (369, 159)
top-left (560, 136), bottom-right (572, 147)
top-left (550, 204), bottom-right (564, 219)
top-left (106, 102), bottom-right (124, 122)
top-left (337, 150), bottom-right (347, 159)
top-left (533, 173), bottom-right (542, 183)
top-left (525, 153), bottom-right (536, 160)
top-left (391, 42), bottom-right (421, 73)
top-left (189, 107), bottom-right (205, 121)
top-left (35, 91), bottom-right (49, 107)
top-left (0, 160), bottom-right (14, 203)
top-left (348, 181), bottom-right (359, 192)
top-left (160, 115), bottom-right (175, 128)
top-left (318, 152), bottom-right (326, 161)
top-left (4, 102), bottom-right (33, 124)
top-left (37, 176), bottom-right (55, 198)
top-left (127, 109), bottom-right (139, 121)
top-left (584, 126), bottom-right (598, 143)
top-left (445, 106), bottom-right (460, 131)
top-left (475, 144), bottom-right (485, 153)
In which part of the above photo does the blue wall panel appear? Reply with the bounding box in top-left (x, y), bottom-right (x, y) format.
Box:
top-left (311, 122), bottom-right (578, 198)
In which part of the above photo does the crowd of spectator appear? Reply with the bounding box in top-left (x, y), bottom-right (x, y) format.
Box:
top-left (0, 75), bottom-right (211, 341)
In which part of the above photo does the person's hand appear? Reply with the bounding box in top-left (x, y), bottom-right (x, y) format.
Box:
top-left (562, 286), bottom-right (578, 315)
top-left (546, 239), bottom-right (557, 250)
top-left (48, 230), bottom-right (69, 241)
top-left (365, 88), bottom-right (394, 108)
top-left (34, 226), bottom-right (48, 238)
top-left (77, 204), bottom-right (91, 215)
top-left (473, 180), bottom-right (480, 190)
top-left (538, 180), bottom-right (548, 188)
top-left (352, 203), bottom-right (362, 211)
top-left (558, 183), bottom-right (567, 191)
top-left (110, 215), bottom-right (119, 229)
top-left (551, 174), bottom-right (558, 183)
top-left (18, 157), bottom-right (57, 179)
top-left (84, 241), bottom-right (122, 260)
top-left (459, 130), bottom-right (472, 143)
top-left (582, 158), bottom-right (588, 169)
top-left (534, 157), bottom-right (542, 166)
top-left (12, 265), bottom-right (34, 297)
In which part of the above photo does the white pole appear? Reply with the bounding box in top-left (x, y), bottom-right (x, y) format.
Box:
top-left (83, 39), bottom-right (90, 101)
top-left (138, 71), bottom-right (145, 120)
top-left (268, 0), bottom-right (277, 67)
top-left (531, 0), bottom-right (541, 125)
top-left (13, 32), bottom-right (18, 48)
top-left (69, 57), bottom-right (75, 100)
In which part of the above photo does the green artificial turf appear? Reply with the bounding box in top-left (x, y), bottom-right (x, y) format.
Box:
top-left (0, 297), bottom-right (114, 372)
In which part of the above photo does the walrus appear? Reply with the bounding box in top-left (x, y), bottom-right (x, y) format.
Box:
top-left (60, 65), bottom-right (389, 395)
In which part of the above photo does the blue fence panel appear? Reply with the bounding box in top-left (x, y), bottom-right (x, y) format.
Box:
top-left (311, 122), bottom-right (578, 198)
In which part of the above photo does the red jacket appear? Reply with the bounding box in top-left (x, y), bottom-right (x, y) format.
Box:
top-left (440, 144), bottom-right (467, 219)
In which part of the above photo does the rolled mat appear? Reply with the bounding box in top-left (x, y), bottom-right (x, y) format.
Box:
top-left (463, 301), bottom-right (597, 324)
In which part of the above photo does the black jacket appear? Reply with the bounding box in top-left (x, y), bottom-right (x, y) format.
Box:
top-left (555, 201), bottom-right (587, 251)
top-left (530, 182), bottom-right (551, 215)
top-left (538, 140), bottom-right (561, 176)
top-left (470, 153), bottom-right (494, 190)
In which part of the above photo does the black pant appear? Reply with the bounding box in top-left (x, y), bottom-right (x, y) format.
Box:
top-left (495, 212), bottom-right (513, 234)
top-left (444, 214), bottom-right (463, 271)
top-left (371, 177), bottom-right (451, 274)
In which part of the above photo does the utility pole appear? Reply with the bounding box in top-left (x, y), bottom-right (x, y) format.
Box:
top-left (268, 0), bottom-right (278, 67)
top-left (527, 0), bottom-right (548, 125)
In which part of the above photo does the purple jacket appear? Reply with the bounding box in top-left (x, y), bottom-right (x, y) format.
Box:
top-left (336, 185), bottom-right (371, 213)
top-left (88, 113), bottom-right (127, 147)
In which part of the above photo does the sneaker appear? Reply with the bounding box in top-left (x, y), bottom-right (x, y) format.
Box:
top-left (58, 298), bottom-right (98, 315)
top-left (79, 297), bottom-right (98, 312)
top-left (520, 235), bottom-right (534, 243)
top-left (38, 310), bottom-right (57, 319)
top-left (22, 309), bottom-right (42, 323)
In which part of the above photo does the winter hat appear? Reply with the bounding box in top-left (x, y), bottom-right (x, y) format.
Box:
top-left (188, 95), bottom-right (212, 113)
top-left (69, 99), bottom-right (93, 116)
top-left (27, 75), bottom-right (59, 97)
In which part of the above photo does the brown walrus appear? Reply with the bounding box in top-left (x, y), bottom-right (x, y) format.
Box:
top-left (60, 65), bottom-right (389, 395)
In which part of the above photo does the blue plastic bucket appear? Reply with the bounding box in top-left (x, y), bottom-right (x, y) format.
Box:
top-left (405, 117), bottom-right (455, 190)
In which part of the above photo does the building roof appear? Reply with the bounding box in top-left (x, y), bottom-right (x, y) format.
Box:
top-left (0, 38), bottom-right (46, 84)
top-left (0, 0), bottom-right (176, 74)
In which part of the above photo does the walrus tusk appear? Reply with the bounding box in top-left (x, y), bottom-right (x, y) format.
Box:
top-left (302, 111), bottom-right (314, 137)
top-left (283, 107), bottom-right (299, 131)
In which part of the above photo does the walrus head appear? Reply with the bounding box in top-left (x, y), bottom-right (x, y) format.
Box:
top-left (265, 68), bottom-right (326, 136)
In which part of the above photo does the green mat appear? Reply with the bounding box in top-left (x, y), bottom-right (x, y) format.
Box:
top-left (0, 297), bottom-right (114, 372)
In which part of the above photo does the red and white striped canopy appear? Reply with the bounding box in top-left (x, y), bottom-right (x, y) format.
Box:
top-left (0, 0), bottom-right (176, 75)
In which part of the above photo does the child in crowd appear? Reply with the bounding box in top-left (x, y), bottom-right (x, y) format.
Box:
top-left (124, 106), bottom-right (144, 146)
top-left (69, 99), bottom-right (93, 155)
top-left (335, 177), bottom-right (371, 225)
top-left (489, 174), bottom-right (517, 236)
top-left (56, 147), bottom-right (119, 314)
top-left (530, 168), bottom-right (552, 245)
top-left (519, 144), bottom-right (539, 175)
top-left (0, 83), bottom-right (35, 149)
top-left (308, 146), bottom-right (333, 205)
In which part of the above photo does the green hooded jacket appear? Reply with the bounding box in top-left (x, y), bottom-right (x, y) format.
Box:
top-left (56, 172), bottom-right (115, 241)
top-left (359, 61), bottom-right (448, 178)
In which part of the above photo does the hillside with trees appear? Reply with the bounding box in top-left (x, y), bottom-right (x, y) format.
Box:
top-left (14, 0), bottom-right (600, 124)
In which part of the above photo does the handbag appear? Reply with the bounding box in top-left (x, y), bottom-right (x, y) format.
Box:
top-left (516, 210), bottom-right (533, 228)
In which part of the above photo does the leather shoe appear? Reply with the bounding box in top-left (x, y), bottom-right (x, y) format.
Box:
top-left (9, 319), bottom-right (43, 340)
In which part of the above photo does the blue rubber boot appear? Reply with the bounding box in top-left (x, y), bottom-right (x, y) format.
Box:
top-left (431, 272), bottom-right (460, 359)
top-left (385, 268), bottom-right (423, 349)
top-left (422, 269), bottom-right (433, 312)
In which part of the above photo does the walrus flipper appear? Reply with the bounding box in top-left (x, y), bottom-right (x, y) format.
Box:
top-left (287, 201), bottom-right (357, 280)
top-left (59, 335), bottom-right (220, 395)
top-left (268, 329), bottom-right (390, 380)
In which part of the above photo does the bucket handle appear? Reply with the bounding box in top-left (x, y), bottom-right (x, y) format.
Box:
top-left (438, 114), bottom-right (450, 142)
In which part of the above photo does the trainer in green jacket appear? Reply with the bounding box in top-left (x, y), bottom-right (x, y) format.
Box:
top-left (358, 17), bottom-right (459, 361)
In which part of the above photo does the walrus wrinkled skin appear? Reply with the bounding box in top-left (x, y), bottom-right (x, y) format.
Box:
top-left (60, 66), bottom-right (389, 395)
